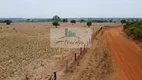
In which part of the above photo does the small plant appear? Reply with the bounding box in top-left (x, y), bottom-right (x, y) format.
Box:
top-left (87, 21), bottom-right (92, 27)
top-left (13, 28), bottom-right (16, 30)
top-left (52, 21), bottom-right (60, 28)
top-left (25, 75), bottom-right (29, 80)
top-left (15, 30), bottom-right (17, 32)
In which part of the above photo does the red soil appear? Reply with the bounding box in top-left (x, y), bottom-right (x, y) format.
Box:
top-left (104, 27), bottom-right (142, 80)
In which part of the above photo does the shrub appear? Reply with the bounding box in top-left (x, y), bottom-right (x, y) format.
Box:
top-left (109, 20), bottom-right (113, 23)
top-left (13, 28), bottom-right (16, 30)
top-left (70, 20), bottom-right (76, 24)
top-left (123, 21), bottom-right (142, 39)
top-left (4, 20), bottom-right (12, 25)
top-left (87, 21), bottom-right (92, 27)
top-left (79, 19), bottom-right (85, 23)
top-left (62, 19), bottom-right (68, 23)
top-left (52, 21), bottom-right (60, 28)
top-left (121, 19), bottom-right (126, 24)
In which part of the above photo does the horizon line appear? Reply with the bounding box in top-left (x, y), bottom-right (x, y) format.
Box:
top-left (0, 17), bottom-right (142, 19)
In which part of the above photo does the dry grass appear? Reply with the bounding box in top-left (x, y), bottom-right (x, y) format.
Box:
top-left (0, 22), bottom-right (120, 80)
top-left (0, 22), bottom-right (69, 80)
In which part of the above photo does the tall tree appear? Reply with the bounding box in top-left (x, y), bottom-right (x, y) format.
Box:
top-left (52, 15), bottom-right (61, 21)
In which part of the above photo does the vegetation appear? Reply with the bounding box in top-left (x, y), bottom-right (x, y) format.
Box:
top-left (27, 19), bottom-right (30, 22)
top-left (62, 19), bottom-right (68, 23)
top-left (3, 20), bottom-right (12, 25)
top-left (0, 20), bottom-right (3, 23)
top-left (87, 21), bottom-right (92, 27)
top-left (91, 20), bottom-right (109, 23)
top-left (123, 21), bottom-right (142, 39)
top-left (52, 15), bottom-right (60, 21)
top-left (109, 20), bottom-right (112, 23)
top-left (79, 19), bottom-right (86, 23)
top-left (70, 20), bottom-right (76, 24)
top-left (121, 19), bottom-right (126, 24)
top-left (52, 21), bottom-right (60, 28)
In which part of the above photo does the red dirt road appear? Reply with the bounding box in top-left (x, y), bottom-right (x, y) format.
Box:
top-left (104, 27), bottom-right (142, 80)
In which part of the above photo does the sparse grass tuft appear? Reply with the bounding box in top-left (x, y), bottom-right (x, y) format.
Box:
top-left (25, 75), bottom-right (29, 80)
top-left (13, 28), bottom-right (16, 30)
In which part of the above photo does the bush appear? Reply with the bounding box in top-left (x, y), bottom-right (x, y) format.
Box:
top-left (13, 28), bottom-right (16, 30)
top-left (52, 21), bottom-right (60, 28)
top-left (109, 20), bottom-right (113, 23)
top-left (62, 19), bottom-right (68, 23)
top-left (4, 20), bottom-right (12, 25)
top-left (121, 19), bottom-right (126, 24)
top-left (87, 21), bottom-right (92, 27)
top-left (70, 20), bottom-right (76, 24)
top-left (124, 21), bottom-right (142, 39)
top-left (79, 19), bottom-right (85, 23)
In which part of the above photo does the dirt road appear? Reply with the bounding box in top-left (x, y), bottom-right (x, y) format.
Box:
top-left (67, 28), bottom-right (116, 80)
top-left (104, 27), bottom-right (142, 80)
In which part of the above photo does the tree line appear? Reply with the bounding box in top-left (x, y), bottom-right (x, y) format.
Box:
top-left (123, 20), bottom-right (142, 39)
top-left (52, 15), bottom-right (92, 28)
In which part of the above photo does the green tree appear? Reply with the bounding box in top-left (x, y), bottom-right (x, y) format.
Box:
top-left (79, 19), bottom-right (85, 23)
top-left (109, 20), bottom-right (113, 23)
top-left (87, 21), bottom-right (92, 27)
top-left (62, 19), bottom-right (68, 23)
top-left (52, 21), bottom-right (60, 28)
top-left (4, 20), bottom-right (12, 25)
top-left (52, 15), bottom-right (60, 21)
top-left (121, 19), bottom-right (126, 24)
top-left (123, 21), bottom-right (142, 39)
top-left (70, 20), bottom-right (76, 24)
top-left (27, 19), bottom-right (30, 22)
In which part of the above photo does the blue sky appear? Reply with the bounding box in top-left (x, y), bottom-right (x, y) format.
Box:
top-left (0, 0), bottom-right (142, 18)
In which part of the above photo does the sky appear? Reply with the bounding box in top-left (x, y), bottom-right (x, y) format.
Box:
top-left (0, 0), bottom-right (142, 18)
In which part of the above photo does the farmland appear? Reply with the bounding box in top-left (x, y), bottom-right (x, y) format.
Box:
top-left (0, 22), bottom-right (120, 80)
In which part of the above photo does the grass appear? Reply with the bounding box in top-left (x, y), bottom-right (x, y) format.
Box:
top-left (0, 22), bottom-right (120, 80)
top-left (0, 22), bottom-right (70, 79)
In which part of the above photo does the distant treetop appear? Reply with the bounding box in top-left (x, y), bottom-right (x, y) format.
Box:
top-left (52, 15), bottom-right (60, 21)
